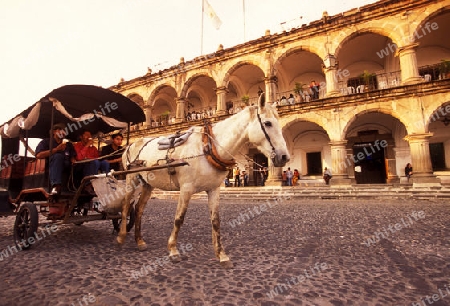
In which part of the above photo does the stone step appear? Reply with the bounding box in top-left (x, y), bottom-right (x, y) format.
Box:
top-left (150, 186), bottom-right (450, 201)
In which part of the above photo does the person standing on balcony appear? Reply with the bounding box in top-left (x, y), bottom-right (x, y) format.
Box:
top-left (288, 93), bottom-right (295, 104)
top-left (309, 80), bottom-right (320, 100)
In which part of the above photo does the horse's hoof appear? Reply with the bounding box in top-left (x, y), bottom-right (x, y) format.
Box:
top-left (137, 243), bottom-right (147, 251)
top-left (220, 260), bottom-right (234, 269)
top-left (169, 254), bottom-right (181, 263)
top-left (116, 236), bottom-right (124, 246)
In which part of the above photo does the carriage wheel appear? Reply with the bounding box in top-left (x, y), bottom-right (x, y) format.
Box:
top-left (112, 205), bottom-right (135, 233)
top-left (13, 203), bottom-right (39, 250)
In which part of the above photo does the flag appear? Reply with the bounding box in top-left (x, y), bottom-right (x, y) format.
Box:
top-left (203, 0), bottom-right (222, 30)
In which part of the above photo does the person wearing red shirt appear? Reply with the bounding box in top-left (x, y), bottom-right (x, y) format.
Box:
top-left (74, 129), bottom-right (109, 178)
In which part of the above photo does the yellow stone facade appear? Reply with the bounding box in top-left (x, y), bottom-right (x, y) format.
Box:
top-left (111, 0), bottom-right (450, 186)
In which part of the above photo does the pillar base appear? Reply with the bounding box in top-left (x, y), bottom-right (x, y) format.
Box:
top-left (401, 77), bottom-right (423, 85)
top-left (330, 177), bottom-right (353, 186)
top-left (386, 176), bottom-right (400, 184)
top-left (326, 90), bottom-right (341, 98)
top-left (215, 110), bottom-right (227, 117)
top-left (410, 175), bottom-right (441, 187)
top-left (265, 178), bottom-right (283, 187)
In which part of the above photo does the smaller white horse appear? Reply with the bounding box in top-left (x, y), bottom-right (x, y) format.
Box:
top-left (117, 93), bottom-right (290, 268)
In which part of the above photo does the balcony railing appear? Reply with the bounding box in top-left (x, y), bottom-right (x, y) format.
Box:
top-left (145, 64), bottom-right (450, 129)
top-left (419, 62), bottom-right (450, 82)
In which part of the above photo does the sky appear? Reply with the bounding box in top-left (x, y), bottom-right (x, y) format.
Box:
top-left (0, 0), bottom-right (378, 126)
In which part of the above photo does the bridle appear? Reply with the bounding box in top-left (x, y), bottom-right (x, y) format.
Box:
top-left (256, 110), bottom-right (276, 161)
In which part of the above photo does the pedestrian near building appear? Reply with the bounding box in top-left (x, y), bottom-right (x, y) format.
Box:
top-left (242, 170), bottom-right (249, 187)
top-left (233, 166), bottom-right (241, 187)
top-left (259, 164), bottom-right (268, 186)
top-left (286, 167), bottom-right (293, 186)
top-left (405, 163), bottom-right (413, 182)
top-left (282, 171), bottom-right (287, 186)
top-left (323, 167), bottom-right (332, 185)
top-left (293, 169), bottom-right (300, 185)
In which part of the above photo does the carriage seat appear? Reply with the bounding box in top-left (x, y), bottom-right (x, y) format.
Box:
top-left (21, 157), bottom-right (82, 194)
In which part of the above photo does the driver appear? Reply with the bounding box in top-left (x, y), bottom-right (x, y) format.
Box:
top-left (35, 123), bottom-right (76, 195)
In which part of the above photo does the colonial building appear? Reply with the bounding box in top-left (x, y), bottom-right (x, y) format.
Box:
top-left (111, 0), bottom-right (450, 186)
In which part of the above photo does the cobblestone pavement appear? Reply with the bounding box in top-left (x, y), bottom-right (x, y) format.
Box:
top-left (0, 198), bottom-right (449, 306)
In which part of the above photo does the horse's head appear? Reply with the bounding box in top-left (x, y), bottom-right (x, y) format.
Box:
top-left (247, 93), bottom-right (290, 167)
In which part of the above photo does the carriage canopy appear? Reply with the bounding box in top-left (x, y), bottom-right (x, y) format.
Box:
top-left (0, 84), bottom-right (146, 141)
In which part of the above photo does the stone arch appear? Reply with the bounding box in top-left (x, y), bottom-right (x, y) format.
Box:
top-left (335, 27), bottom-right (401, 57)
top-left (274, 45), bottom-right (323, 70)
top-left (293, 130), bottom-right (330, 145)
top-left (280, 114), bottom-right (328, 134)
top-left (281, 117), bottom-right (331, 176)
top-left (126, 93), bottom-right (144, 108)
top-left (346, 123), bottom-right (392, 138)
top-left (181, 71), bottom-right (216, 98)
top-left (342, 108), bottom-right (408, 138)
top-left (410, 4), bottom-right (450, 42)
top-left (186, 84), bottom-right (210, 110)
top-left (148, 84), bottom-right (176, 107)
top-left (222, 60), bottom-right (265, 89)
top-left (152, 93), bottom-right (176, 112)
top-left (427, 102), bottom-right (450, 131)
top-left (273, 47), bottom-right (325, 92)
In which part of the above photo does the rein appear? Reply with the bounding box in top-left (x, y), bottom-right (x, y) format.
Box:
top-left (126, 138), bottom-right (156, 169)
top-left (202, 121), bottom-right (236, 171)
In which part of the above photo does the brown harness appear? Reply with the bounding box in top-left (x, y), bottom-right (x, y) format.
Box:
top-left (202, 121), bottom-right (236, 171)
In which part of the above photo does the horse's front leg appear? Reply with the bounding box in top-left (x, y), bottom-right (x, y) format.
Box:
top-left (116, 176), bottom-right (134, 246)
top-left (134, 182), bottom-right (152, 251)
top-left (207, 187), bottom-right (233, 269)
top-left (167, 189), bottom-right (192, 262)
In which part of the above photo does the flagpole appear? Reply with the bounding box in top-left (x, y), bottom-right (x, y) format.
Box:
top-left (201, 0), bottom-right (204, 55)
top-left (243, 0), bottom-right (246, 42)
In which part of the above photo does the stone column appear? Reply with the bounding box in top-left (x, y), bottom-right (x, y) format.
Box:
top-left (143, 105), bottom-right (152, 127)
top-left (396, 43), bottom-right (423, 85)
top-left (265, 76), bottom-right (277, 104)
top-left (175, 98), bottom-right (186, 123)
top-left (393, 146), bottom-right (410, 183)
top-left (329, 140), bottom-right (352, 185)
top-left (323, 67), bottom-right (340, 97)
top-left (265, 158), bottom-right (283, 186)
top-left (404, 133), bottom-right (440, 185)
top-left (215, 86), bottom-right (228, 116)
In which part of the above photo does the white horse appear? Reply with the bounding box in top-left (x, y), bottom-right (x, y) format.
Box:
top-left (117, 93), bottom-right (290, 268)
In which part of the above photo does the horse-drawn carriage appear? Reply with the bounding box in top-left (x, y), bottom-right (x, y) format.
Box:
top-left (0, 84), bottom-right (186, 250)
top-left (0, 86), bottom-right (289, 268)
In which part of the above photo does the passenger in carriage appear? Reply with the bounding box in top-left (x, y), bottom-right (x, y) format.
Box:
top-left (100, 132), bottom-right (124, 172)
top-left (74, 129), bottom-right (110, 177)
top-left (35, 123), bottom-right (76, 195)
